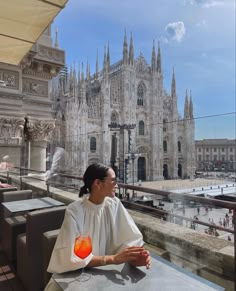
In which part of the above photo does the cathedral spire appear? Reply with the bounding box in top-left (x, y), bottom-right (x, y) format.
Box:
top-left (157, 41), bottom-right (162, 73)
top-left (77, 63), bottom-right (80, 84)
top-left (107, 42), bottom-right (110, 71)
top-left (81, 62), bottom-right (84, 83)
top-left (86, 57), bottom-right (90, 81)
top-left (96, 49), bottom-right (99, 80)
top-left (80, 62), bottom-right (86, 104)
top-left (189, 90), bottom-right (194, 119)
top-left (129, 32), bottom-right (134, 66)
top-left (122, 29), bottom-right (128, 65)
top-left (151, 39), bottom-right (156, 73)
top-left (103, 45), bottom-right (108, 74)
top-left (69, 64), bottom-right (73, 92)
top-left (184, 89), bottom-right (189, 119)
top-left (171, 67), bottom-right (176, 97)
top-left (54, 28), bottom-right (59, 48)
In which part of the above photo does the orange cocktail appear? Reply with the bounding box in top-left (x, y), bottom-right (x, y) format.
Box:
top-left (74, 236), bottom-right (92, 259)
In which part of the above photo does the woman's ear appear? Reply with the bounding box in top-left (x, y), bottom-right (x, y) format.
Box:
top-left (93, 179), bottom-right (101, 189)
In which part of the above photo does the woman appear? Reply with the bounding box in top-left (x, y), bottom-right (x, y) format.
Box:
top-left (45, 163), bottom-right (151, 291)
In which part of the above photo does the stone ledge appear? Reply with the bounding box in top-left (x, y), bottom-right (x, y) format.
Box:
top-left (129, 209), bottom-right (234, 290)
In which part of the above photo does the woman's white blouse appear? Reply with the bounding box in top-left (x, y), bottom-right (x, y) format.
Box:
top-left (47, 196), bottom-right (143, 274)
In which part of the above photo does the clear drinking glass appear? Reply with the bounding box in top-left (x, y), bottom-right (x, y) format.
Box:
top-left (74, 234), bottom-right (92, 282)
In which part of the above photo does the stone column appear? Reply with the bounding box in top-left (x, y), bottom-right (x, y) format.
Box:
top-left (30, 140), bottom-right (47, 172)
top-left (0, 118), bottom-right (24, 169)
top-left (28, 120), bottom-right (55, 172)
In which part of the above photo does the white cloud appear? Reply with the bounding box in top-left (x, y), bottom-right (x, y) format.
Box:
top-left (188, 0), bottom-right (225, 8)
top-left (196, 19), bottom-right (207, 27)
top-left (165, 21), bottom-right (186, 42)
top-left (159, 36), bottom-right (169, 44)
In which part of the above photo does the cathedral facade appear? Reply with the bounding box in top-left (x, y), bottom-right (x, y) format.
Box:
top-left (52, 32), bottom-right (195, 182)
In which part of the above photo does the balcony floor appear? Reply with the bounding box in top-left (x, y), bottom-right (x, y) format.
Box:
top-left (0, 243), bottom-right (24, 291)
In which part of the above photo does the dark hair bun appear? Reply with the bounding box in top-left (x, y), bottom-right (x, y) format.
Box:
top-left (79, 185), bottom-right (89, 197)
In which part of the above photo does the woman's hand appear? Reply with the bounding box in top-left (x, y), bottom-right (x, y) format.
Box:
top-left (113, 247), bottom-right (151, 269)
top-left (129, 249), bottom-right (151, 269)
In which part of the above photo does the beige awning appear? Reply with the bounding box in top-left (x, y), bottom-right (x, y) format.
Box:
top-left (0, 0), bottom-right (68, 65)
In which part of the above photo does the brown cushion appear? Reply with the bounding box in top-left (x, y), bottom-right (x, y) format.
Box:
top-left (26, 205), bottom-right (66, 254)
top-left (42, 229), bottom-right (60, 287)
top-left (3, 215), bottom-right (26, 262)
top-left (1, 190), bottom-right (32, 202)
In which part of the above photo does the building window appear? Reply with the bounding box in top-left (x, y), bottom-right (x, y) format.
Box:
top-left (214, 155), bottom-right (217, 161)
top-left (90, 137), bottom-right (96, 152)
top-left (111, 111), bottom-right (118, 125)
top-left (206, 155), bottom-right (209, 161)
top-left (214, 148), bottom-right (217, 152)
top-left (222, 155), bottom-right (225, 162)
top-left (222, 148), bottom-right (225, 152)
top-left (230, 155), bottom-right (233, 161)
top-left (206, 148), bottom-right (209, 152)
top-left (178, 141), bottom-right (181, 152)
top-left (139, 121), bottom-right (145, 135)
top-left (137, 82), bottom-right (145, 106)
top-left (163, 140), bottom-right (167, 153)
top-left (198, 155), bottom-right (201, 161)
top-left (230, 148), bottom-right (233, 152)
top-left (198, 148), bottom-right (201, 152)
top-left (163, 119), bottom-right (167, 132)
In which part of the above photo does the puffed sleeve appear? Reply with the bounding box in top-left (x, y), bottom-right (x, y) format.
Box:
top-left (107, 197), bottom-right (144, 254)
top-left (47, 202), bottom-right (93, 274)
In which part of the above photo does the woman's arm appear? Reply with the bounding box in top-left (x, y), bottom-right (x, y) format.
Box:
top-left (87, 246), bottom-right (151, 269)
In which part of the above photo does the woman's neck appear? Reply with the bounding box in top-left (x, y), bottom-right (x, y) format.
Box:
top-left (88, 191), bottom-right (105, 205)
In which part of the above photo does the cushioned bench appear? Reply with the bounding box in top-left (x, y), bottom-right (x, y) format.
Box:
top-left (42, 229), bottom-right (60, 287)
top-left (17, 206), bottom-right (66, 291)
top-left (0, 186), bottom-right (17, 194)
top-left (0, 189), bottom-right (32, 241)
top-left (3, 215), bottom-right (26, 263)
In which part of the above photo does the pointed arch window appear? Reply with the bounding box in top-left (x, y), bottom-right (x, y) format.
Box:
top-left (178, 141), bottom-right (181, 152)
top-left (139, 121), bottom-right (145, 135)
top-left (163, 119), bottom-right (167, 132)
top-left (110, 111), bottom-right (119, 127)
top-left (163, 140), bottom-right (167, 153)
top-left (90, 137), bottom-right (96, 152)
top-left (137, 82), bottom-right (145, 106)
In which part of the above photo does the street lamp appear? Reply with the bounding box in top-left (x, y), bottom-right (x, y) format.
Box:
top-left (20, 116), bottom-right (31, 176)
top-left (127, 151), bottom-right (141, 198)
top-left (108, 122), bottom-right (136, 184)
top-left (130, 153), bottom-right (135, 197)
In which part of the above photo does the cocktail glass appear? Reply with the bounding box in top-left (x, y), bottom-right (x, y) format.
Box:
top-left (74, 235), bottom-right (92, 282)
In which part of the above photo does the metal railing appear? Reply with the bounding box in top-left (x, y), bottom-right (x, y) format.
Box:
top-left (2, 168), bottom-right (236, 290)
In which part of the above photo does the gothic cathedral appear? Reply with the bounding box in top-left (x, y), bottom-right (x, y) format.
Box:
top-left (51, 32), bottom-right (195, 182)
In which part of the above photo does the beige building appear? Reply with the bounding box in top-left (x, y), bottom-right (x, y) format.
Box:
top-left (195, 139), bottom-right (236, 171)
top-left (0, 26), bottom-right (65, 172)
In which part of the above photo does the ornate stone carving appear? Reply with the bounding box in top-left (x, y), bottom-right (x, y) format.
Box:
top-left (0, 69), bottom-right (19, 89)
top-left (0, 118), bottom-right (24, 144)
top-left (163, 97), bottom-right (172, 111)
top-left (19, 52), bottom-right (36, 70)
top-left (22, 78), bottom-right (48, 97)
top-left (22, 67), bottom-right (50, 79)
top-left (26, 120), bottom-right (55, 142)
top-left (37, 44), bottom-right (65, 65)
top-left (135, 54), bottom-right (150, 74)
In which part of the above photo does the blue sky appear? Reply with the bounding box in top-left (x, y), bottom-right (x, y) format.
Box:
top-left (52, 0), bottom-right (235, 140)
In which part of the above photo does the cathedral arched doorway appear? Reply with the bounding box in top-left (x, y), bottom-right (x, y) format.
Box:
top-left (138, 157), bottom-right (146, 181)
top-left (178, 164), bottom-right (182, 178)
top-left (163, 164), bottom-right (168, 179)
